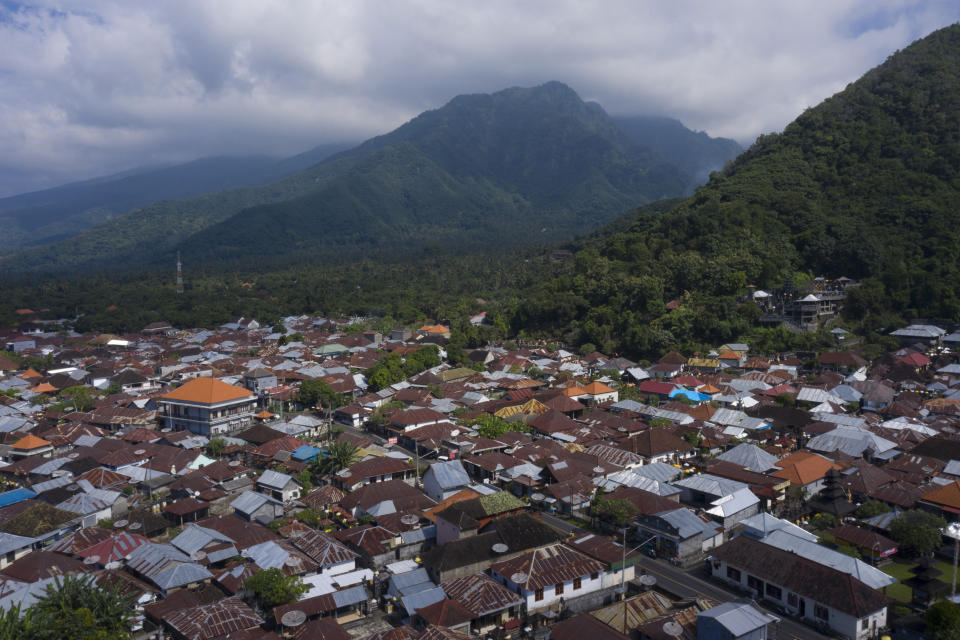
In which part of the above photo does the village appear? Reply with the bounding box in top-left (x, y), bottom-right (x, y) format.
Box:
top-left (2, 313), bottom-right (960, 640)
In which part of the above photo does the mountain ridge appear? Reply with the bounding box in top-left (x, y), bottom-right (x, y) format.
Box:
top-left (0, 82), bottom-right (741, 276)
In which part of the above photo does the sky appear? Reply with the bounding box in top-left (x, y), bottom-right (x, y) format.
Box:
top-left (1, 1), bottom-right (958, 198)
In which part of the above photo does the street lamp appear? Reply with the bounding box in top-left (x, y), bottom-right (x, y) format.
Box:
top-left (944, 522), bottom-right (960, 599)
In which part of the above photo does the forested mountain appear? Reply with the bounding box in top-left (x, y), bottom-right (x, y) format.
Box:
top-left (0, 144), bottom-right (350, 254)
top-left (515, 24), bottom-right (960, 357)
top-left (612, 116), bottom-right (742, 189)
top-left (1, 82), bottom-right (736, 275)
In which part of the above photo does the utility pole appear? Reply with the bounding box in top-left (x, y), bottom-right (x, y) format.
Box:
top-left (176, 251), bottom-right (184, 294)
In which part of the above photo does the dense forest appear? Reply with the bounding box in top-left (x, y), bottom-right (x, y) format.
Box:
top-left (3, 27), bottom-right (959, 361)
top-left (512, 24), bottom-right (960, 356)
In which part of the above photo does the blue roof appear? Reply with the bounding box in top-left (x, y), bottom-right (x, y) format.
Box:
top-left (0, 488), bottom-right (36, 508)
top-left (669, 388), bottom-right (710, 402)
top-left (292, 445), bottom-right (324, 461)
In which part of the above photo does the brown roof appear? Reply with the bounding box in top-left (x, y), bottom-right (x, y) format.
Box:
top-left (711, 536), bottom-right (890, 617)
top-left (440, 573), bottom-right (522, 616)
top-left (1, 550), bottom-right (90, 582)
top-left (490, 543), bottom-right (604, 591)
top-left (552, 613), bottom-right (630, 640)
top-left (416, 598), bottom-right (474, 626)
top-left (162, 377), bottom-right (253, 405)
top-left (920, 479), bottom-right (960, 510)
top-left (163, 596), bottom-right (264, 640)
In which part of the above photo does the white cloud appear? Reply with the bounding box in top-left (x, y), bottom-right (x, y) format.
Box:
top-left (0, 0), bottom-right (957, 196)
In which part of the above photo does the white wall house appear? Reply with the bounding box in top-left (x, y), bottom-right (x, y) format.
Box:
top-left (490, 544), bottom-right (606, 612)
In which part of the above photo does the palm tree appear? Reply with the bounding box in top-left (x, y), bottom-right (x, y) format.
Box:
top-left (310, 440), bottom-right (359, 477)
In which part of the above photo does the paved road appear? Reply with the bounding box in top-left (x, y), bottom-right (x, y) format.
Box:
top-left (539, 512), bottom-right (588, 536)
top-left (636, 557), bottom-right (835, 640)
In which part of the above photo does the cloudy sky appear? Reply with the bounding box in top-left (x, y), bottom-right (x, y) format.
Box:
top-left (1, 1), bottom-right (958, 197)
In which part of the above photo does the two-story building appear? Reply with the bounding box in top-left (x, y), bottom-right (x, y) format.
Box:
top-left (709, 536), bottom-right (889, 639)
top-left (490, 543), bottom-right (606, 613)
top-left (159, 377), bottom-right (257, 437)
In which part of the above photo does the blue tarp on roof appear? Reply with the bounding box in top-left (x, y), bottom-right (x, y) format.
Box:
top-left (292, 445), bottom-right (324, 462)
top-left (0, 488), bottom-right (36, 508)
top-left (669, 388), bottom-right (711, 403)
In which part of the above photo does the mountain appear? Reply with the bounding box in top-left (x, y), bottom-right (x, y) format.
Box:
top-left (1, 82), bottom-right (736, 275)
top-left (515, 25), bottom-right (960, 357)
top-left (0, 143), bottom-right (351, 254)
top-left (611, 116), bottom-right (742, 189)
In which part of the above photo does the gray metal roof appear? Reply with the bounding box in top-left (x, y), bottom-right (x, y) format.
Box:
top-left (153, 562), bottom-right (213, 590)
top-left (705, 487), bottom-right (759, 518)
top-left (427, 459), bottom-right (471, 489)
top-left (388, 568), bottom-right (433, 597)
top-left (738, 513), bottom-right (818, 542)
top-left (698, 602), bottom-right (776, 635)
top-left (332, 584), bottom-right (369, 608)
top-left (631, 462), bottom-right (681, 483)
top-left (243, 540), bottom-right (293, 570)
top-left (806, 426), bottom-right (896, 457)
top-left (231, 490), bottom-right (281, 514)
top-left (657, 508), bottom-right (719, 540)
top-left (0, 532), bottom-right (36, 556)
top-left (258, 469), bottom-right (295, 490)
top-left (672, 473), bottom-right (749, 498)
top-left (716, 444), bottom-right (779, 472)
top-left (171, 524), bottom-right (234, 555)
top-left (401, 586), bottom-right (446, 615)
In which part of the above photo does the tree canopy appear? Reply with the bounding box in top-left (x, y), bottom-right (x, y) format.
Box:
top-left (245, 568), bottom-right (308, 608)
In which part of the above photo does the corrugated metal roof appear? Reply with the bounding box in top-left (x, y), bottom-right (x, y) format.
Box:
top-left (716, 444), bottom-right (778, 471)
top-left (153, 562), bottom-right (213, 590)
top-left (759, 530), bottom-right (895, 589)
top-left (698, 602), bottom-right (775, 635)
top-left (673, 474), bottom-right (749, 498)
top-left (244, 540), bottom-right (294, 570)
top-left (427, 460), bottom-right (471, 490)
top-left (807, 426), bottom-right (896, 457)
top-left (172, 524), bottom-right (234, 555)
top-left (400, 586), bottom-right (446, 615)
top-left (258, 469), bottom-right (294, 490)
top-left (657, 508), bottom-right (719, 540)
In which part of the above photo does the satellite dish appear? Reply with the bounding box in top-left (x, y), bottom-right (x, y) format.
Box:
top-left (128, 522), bottom-right (142, 530)
top-left (400, 514), bottom-right (419, 526)
top-left (640, 574), bottom-right (656, 587)
top-left (67, 484), bottom-right (80, 492)
top-left (281, 610), bottom-right (306, 628)
top-left (510, 572), bottom-right (528, 584)
top-left (530, 493), bottom-right (544, 502)
top-left (285, 556), bottom-right (302, 567)
top-left (663, 621), bottom-right (684, 638)
top-left (492, 543), bottom-right (509, 554)
top-left (113, 519), bottom-right (129, 528)
top-left (337, 469), bottom-right (352, 477)
top-left (592, 466), bottom-right (605, 474)
top-left (83, 555), bottom-right (100, 565)
top-left (450, 430), bottom-right (460, 437)
top-left (52, 470), bottom-right (70, 478)
top-left (228, 460), bottom-right (241, 467)
top-left (67, 453), bottom-right (80, 459)
top-left (134, 449), bottom-right (146, 455)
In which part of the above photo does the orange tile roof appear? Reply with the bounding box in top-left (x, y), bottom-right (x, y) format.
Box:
top-left (423, 489), bottom-right (480, 522)
top-left (921, 480), bottom-right (960, 510)
top-left (717, 350), bottom-right (741, 360)
top-left (255, 410), bottom-right (276, 419)
top-left (560, 385), bottom-right (587, 397)
top-left (772, 451), bottom-right (841, 486)
top-left (582, 381), bottom-right (615, 395)
top-left (19, 368), bottom-right (42, 380)
top-left (13, 434), bottom-right (51, 450)
top-left (30, 382), bottom-right (59, 394)
top-left (162, 377), bottom-right (253, 404)
top-left (417, 324), bottom-right (450, 334)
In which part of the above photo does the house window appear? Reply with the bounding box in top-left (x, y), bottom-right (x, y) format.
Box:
top-left (814, 604), bottom-right (829, 621)
top-left (555, 583), bottom-right (564, 595)
top-left (787, 593), bottom-right (798, 607)
top-left (591, 572), bottom-right (599, 580)
top-left (747, 575), bottom-right (763, 593)
top-left (535, 589), bottom-right (544, 601)
top-left (726, 567), bottom-right (741, 581)
top-left (765, 584), bottom-right (782, 600)
top-left (573, 578), bottom-right (582, 590)
top-left (861, 619), bottom-right (868, 630)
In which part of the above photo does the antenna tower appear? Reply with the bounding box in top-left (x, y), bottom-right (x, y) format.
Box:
top-left (176, 252), bottom-right (184, 294)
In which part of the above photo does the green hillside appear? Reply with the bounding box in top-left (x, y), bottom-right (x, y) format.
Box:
top-left (0, 144), bottom-right (349, 254)
top-left (0, 82), bottom-right (728, 275)
top-left (515, 25), bottom-right (960, 356)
